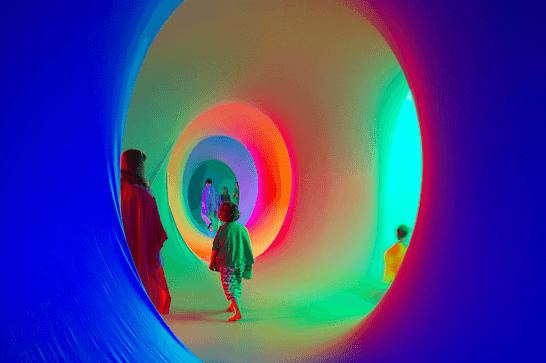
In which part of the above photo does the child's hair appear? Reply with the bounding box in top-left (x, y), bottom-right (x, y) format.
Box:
top-left (206, 179), bottom-right (212, 185)
top-left (218, 201), bottom-right (241, 222)
top-left (397, 224), bottom-right (410, 240)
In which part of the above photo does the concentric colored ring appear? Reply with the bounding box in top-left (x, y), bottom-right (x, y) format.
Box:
top-left (167, 103), bottom-right (293, 261)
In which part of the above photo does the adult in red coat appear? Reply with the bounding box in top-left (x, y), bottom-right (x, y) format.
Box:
top-left (120, 149), bottom-right (171, 314)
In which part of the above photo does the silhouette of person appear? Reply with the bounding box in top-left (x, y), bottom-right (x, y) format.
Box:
top-left (120, 149), bottom-right (171, 314)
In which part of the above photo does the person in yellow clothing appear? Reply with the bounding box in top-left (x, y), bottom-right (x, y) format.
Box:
top-left (384, 224), bottom-right (410, 284)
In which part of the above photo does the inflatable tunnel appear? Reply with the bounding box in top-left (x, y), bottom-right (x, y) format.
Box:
top-left (2, 0), bottom-right (544, 362)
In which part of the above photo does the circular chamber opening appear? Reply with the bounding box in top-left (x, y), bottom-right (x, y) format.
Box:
top-left (122, 0), bottom-right (423, 360)
top-left (186, 160), bottom-right (238, 232)
top-left (180, 135), bottom-right (260, 258)
top-left (167, 103), bottom-right (292, 263)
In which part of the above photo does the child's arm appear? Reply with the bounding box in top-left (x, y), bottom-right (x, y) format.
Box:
top-left (209, 249), bottom-right (219, 271)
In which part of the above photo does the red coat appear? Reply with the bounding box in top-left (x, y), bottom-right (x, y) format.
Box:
top-left (120, 177), bottom-right (171, 314)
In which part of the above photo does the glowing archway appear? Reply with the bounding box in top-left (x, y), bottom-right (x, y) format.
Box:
top-left (182, 137), bottom-right (258, 233)
top-left (167, 103), bottom-right (292, 261)
top-left (122, 1), bottom-right (420, 359)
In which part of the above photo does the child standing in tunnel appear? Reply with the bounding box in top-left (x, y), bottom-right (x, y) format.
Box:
top-left (209, 201), bottom-right (254, 321)
top-left (384, 224), bottom-right (410, 284)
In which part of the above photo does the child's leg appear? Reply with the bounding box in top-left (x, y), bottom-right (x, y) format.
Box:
top-left (229, 269), bottom-right (243, 321)
top-left (220, 266), bottom-right (243, 321)
top-left (226, 300), bottom-right (234, 312)
top-left (229, 296), bottom-right (242, 321)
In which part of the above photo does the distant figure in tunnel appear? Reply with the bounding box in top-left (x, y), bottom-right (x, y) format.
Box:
top-left (120, 149), bottom-right (171, 314)
top-left (232, 182), bottom-right (240, 205)
top-left (221, 187), bottom-right (231, 204)
top-left (209, 201), bottom-right (254, 321)
top-left (201, 179), bottom-right (220, 233)
top-left (384, 224), bottom-right (410, 284)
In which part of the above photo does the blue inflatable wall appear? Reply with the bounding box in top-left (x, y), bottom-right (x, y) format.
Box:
top-left (1, 0), bottom-right (544, 362)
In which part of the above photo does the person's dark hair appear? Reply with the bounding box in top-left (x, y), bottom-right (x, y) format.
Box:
top-left (121, 149), bottom-right (149, 188)
top-left (397, 224), bottom-right (410, 240)
top-left (206, 179), bottom-right (212, 185)
top-left (218, 201), bottom-right (240, 223)
top-left (222, 187), bottom-right (228, 194)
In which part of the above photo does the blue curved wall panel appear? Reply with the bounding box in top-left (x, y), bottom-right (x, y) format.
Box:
top-left (1, 0), bottom-right (544, 362)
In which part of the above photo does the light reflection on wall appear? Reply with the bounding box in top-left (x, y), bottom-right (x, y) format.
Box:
top-left (386, 91), bottom-right (422, 244)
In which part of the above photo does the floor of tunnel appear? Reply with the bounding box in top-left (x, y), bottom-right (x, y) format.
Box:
top-left (162, 279), bottom-right (387, 363)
